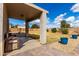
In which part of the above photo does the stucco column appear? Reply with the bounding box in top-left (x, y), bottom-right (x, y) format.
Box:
top-left (0, 3), bottom-right (3, 56)
top-left (40, 12), bottom-right (47, 44)
top-left (25, 20), bottom-right (29, 36)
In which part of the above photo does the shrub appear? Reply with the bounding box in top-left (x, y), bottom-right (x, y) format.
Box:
top-left (51, 28), bottom-right (57, 33)
top-left (47, 29), bottom-right (49, 32)
top-left (61, 28), bottom-right (68, 34)
top-left (31, 24), bottom-right (39, 28)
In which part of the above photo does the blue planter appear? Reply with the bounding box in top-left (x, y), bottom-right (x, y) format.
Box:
top-left (72, 34), bottom-right (78, 39)
top-left (59, 37), bottom-right (68, 44)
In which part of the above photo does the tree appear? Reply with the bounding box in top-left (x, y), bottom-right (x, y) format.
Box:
top-left (61, 20), bottom-right (66, 28)
top-left (31, 24), bottom-right (39, 28)
top-left (61, 20), bottom-right (70, 28)
top-left (66, 24), bottom-right (70, 28)
top-left (15, 24), bottom-right (19, 28)
top-left (9, 23), bottom-right (14, 28)
top-left (60, 20), bottom-right (70, 34)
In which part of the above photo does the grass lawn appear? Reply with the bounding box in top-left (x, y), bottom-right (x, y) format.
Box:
top-left (47, 32), bottom-right (60, 43)
top-left (29, 30), bottom-right (70, 43)
top-left (47, 32), bottom-right (70, 43)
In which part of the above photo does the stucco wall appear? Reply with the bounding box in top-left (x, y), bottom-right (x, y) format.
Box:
top-left (0, 3), bottom-right (3, 56)
top-left (3, 4), bottom-right (8, 35)
top-left (2, 4), bottom-right (8, 56)
top-left (0, 3), bottom-right (8, 56)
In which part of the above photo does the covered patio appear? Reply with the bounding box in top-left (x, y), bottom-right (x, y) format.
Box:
top-left (0, 3), bottom-right (48, 56)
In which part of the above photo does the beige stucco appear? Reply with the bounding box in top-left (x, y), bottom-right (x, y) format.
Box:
top-left (40, 12), bottom-right (47, 44)
top-left (3, 4), bottom-right (9, 36)
top-left (0, 3), bottom-right (3, 56)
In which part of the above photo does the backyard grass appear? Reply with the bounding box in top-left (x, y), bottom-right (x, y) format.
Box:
top-left (10, 28), bottom-right (71, 43)
top-left (29, 30), bottom-right (70, 43)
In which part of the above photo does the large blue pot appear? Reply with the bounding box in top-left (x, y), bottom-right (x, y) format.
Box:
top-left (59, 37), bottom-right (68, 44)
top-left (72, 34), bottom-right (78, 39)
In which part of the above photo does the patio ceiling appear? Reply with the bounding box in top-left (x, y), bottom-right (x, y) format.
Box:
top-left (5, 3), bottom-right (48, 22)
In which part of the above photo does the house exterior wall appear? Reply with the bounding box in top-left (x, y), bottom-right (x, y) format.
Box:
top-left (0, 4), bottom-right (8, 56)
top-left (0, 3), bottom-right (3, 56)
top-left (3, 4), bottom-right (8, 35)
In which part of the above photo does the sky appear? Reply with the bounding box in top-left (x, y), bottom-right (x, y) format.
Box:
top-left (9, 3), bottom-right (79, 28)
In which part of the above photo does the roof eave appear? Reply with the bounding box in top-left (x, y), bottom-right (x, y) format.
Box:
top-left (24, 3), bottom-right (48, 14)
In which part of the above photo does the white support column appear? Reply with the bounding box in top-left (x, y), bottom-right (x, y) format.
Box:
top-left (0, 3), bottom-right (3, 56)
top-left (40, 12), bottom-right (47, 44)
